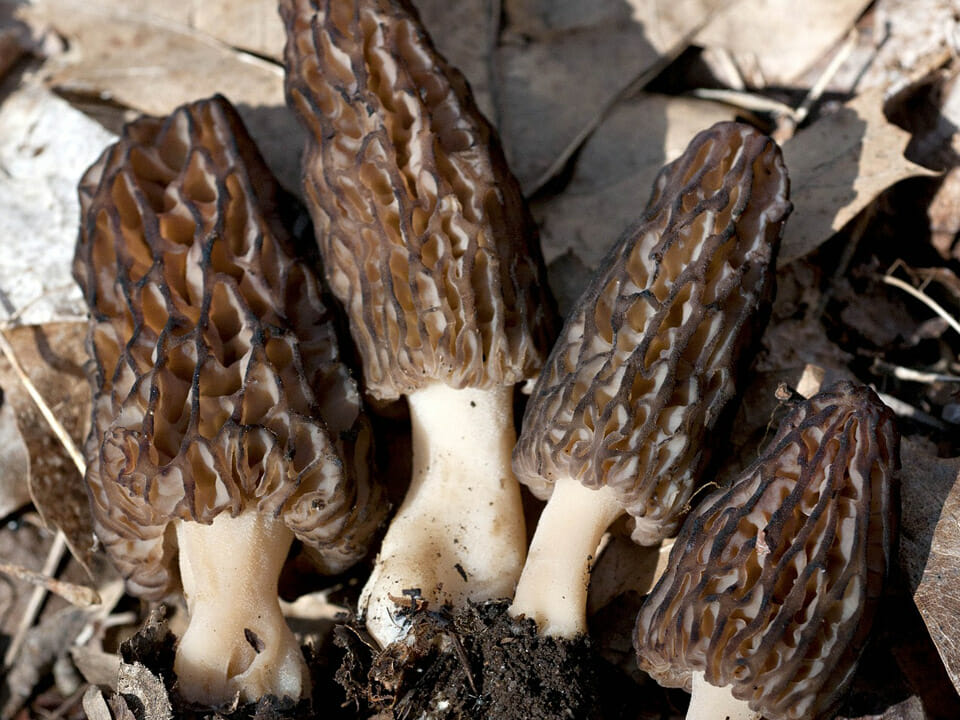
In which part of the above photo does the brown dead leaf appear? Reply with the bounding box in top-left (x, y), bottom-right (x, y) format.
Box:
top-left (18, 0), bottom-right (304, 193)
top-left (0, 396), bottom-right (32, 520)
top-left (414, 0), bottom-right (497, 121)
top-left (0, 322), bottom-right (94, 574)
top-left (780, 90), bottom-right (935, 267)
top-left (495, 0), bottom-right (727, 192)
top-left (532, 93), bottom-right (737, 270)
top-left (696, 0), bottom-right (871, 84)
top-left (899, 437), bottom-right (960, 697)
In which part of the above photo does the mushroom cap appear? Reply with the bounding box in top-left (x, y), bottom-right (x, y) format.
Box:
top-left (73, 95), bottom-right (386, 598)
top-left (281, 0), bottom-right (556, 401)
top-left (634, 382), bottom-right (900, 720)
top-left (512, 122), bottom-right (791, 544)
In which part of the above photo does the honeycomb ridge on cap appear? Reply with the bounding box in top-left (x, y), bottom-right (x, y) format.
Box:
top-left (281, 0), bottom-right (556, 401)
top-left (635, 382), bottom-right (899, 720)
top-left (73, 95), bottom-right (385, 598)
top-left (513, 122), bottom-right (791, 545)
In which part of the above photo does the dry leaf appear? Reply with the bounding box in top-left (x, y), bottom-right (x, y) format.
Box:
top-left (0, 84), bottom-right (113, 325)
top-left (0, 395), bottom-right (32, 520)
top-left (81, 686), bottom-right (114, 720)
top-left (72, 646), bottom-right (121, 690)
top-left (50, 0), bottom-right (287, 62)
top-left (0, 322), bottom-right (94, 574)
top-left (899, 437), bottom-right (960, 697)
top-left (19, 0), bottom-right (304, 193)
top-left (857, 0), bottom-right (960, 94)
top-left (495, 0), bottom-right (726, 192)
top-left (780, 90), bottom-right (935, 266)
top-left (532, 93), bottom-right (737, 270)
top-left (696, 0), bottom-right (871, 84)
top-left (414, 0), bottom-right (497, 120)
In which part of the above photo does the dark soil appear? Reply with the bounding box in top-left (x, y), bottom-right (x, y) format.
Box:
top-left (334, 600), bottom-right (642, 720)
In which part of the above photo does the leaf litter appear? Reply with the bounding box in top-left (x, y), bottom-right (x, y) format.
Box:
top-left (2, 0), bottom-right (960, 718)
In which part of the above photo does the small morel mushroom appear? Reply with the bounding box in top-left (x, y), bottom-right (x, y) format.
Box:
top-left (281, 0), bottom-right (556, 648)
top-left (73, 95), bottom-right (386, 705)
top-left (510, 122), bottom-right (791, 637)
top-left (634, 382), bottom-right (900, 720)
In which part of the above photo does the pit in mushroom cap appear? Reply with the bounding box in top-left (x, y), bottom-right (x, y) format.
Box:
top-left (510, 121), bottom-right (792, 638)
top-left (281, 0), bottom-right (557, 649)
top-left (634, 382), bottom-right (900, 720)
top-left (73, 95), bottom-right (386, 705)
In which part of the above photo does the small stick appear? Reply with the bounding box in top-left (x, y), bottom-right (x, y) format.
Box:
top-left (876, 391), bottom-right (948, 430)
top-left (871, 358), bottom-right (960, 384)
top-left (0, 560), bottom-right (100, 606)
top-left (879, 274), bottom-right (960, 340)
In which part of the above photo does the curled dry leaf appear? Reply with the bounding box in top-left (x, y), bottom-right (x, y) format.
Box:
top-left (780, 89), bottom-right (935, 266)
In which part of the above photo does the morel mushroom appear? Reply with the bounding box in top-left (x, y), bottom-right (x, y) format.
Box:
top-left (510, 122), bottom-right (791, 637)
top-left (73, 95), bottom-right (385, 705)
top-left (635, 382), bottom-right (899, 720)
top-left (281, 0), bottom-right (556, 648)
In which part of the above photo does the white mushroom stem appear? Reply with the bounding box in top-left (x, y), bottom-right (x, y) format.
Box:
top-left (687, 672), bottom-right (762, 720)
top-left (174, 511), bottom-right (309, 706)
top-left (359, 383), bottom-right (527, 649)
top-left (509, 476), bottom-right (623, 637)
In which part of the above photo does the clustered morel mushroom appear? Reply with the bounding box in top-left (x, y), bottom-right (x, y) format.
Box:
top-left (635, 382), bottom-right (900, 720)
top-left (510, 122), bottom-right (792, 638)
top-left (73, 95), bottom-right (386, 705)
top-left (281, 0), bottom-right (556, 648)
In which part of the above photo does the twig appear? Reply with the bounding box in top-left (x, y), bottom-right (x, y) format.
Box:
top-left (876, 391), bottom-right (948, 430)
top-left (879, 273), bottom-right (960, 340)
top-left (871, 358), bottom-right (960, 384)
top-left (3, 532), bottom-right (69, 667)
top-left (0, 560), bottom-right (100, 606)
top-left (691, 88), bottom-right (796, 117)
top-left (794, 28), bottom-right (859, 127)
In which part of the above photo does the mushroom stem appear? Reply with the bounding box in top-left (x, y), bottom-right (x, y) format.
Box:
top-left (509, 477), bottom-right (622, 638)
top-left (687, 672), bottom-right (761, 720)
top-left (174, 511), bottom-right (309, 705)
top-left (359, 383), bottom-right (527, 648)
